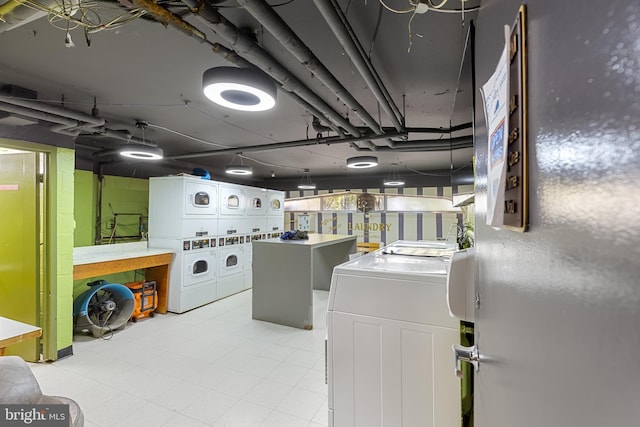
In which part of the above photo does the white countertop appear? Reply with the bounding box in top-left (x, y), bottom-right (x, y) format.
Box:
top-left (73, 241), bottom-right (174, 265)
top-left (253, 233), bottom-right (356, 248)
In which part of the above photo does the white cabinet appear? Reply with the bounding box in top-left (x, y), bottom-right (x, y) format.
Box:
top-left (328, 312), bottom-right (459, 427)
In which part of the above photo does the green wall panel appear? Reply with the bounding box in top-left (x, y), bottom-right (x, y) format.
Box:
top-left (74, 170), bottom-right (96, 247)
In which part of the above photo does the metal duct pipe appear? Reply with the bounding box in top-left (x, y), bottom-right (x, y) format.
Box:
top-left (211, 43), bottom-right (344, 136)
top-left (351, 135), bottom-right (473, 152)
top-left (313, 0), bottom-right (404, 131)
top-left (0, 101), bottom-right (76, 126)
top-left (0, 100), bottom-right (155, 146)
top-left (359, 123), bottom-right (473, 135)
top-left (130, 0), bottom-right (210, 43)
top-left (174, 0), bottom-right (362, 138)
top-left (0, 94), bottom-right (105, 127)
top-left (165, 131), bottom-right (407, 160)
top-left (237, 0), bottom-right (393, 147)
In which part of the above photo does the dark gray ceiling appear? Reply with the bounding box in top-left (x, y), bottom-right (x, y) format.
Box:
top-left (0, 0), bottom-right (477, 187)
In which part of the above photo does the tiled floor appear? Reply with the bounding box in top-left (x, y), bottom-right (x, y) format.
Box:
top-left (28, 290), bottom-right (330, 427)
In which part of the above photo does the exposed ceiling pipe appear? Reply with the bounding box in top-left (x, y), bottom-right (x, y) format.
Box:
top-left (237, 0), bottom-right (395, 147)
top-left (356, 123), bottom-right (473, 134)
top-left (170, 0), bottom-right (363, 138)
top-left (165, 131), bottom-right (407, 160)
top-left (211, 42), bottom-right (344, 136)
top-left (313, 0), bottom-right (404, 131)
top-left (0, 94), bottom-right (105, 127)
top-left (351, 135), bottom-right (473, 152)
top-left (129, 0), bottom-right (211, 44)
top-left (0, 98), bottom-right (155, 146)
top-left (0, 101), bottom-right (85, 136)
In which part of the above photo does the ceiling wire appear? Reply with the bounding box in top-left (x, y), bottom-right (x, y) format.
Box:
top-left (377, 0), bottom-right (480, 53)
top-left (17, 0), bottom-right (149, 34)
top-left (146, 122), bottom-right (230, 149)
top-left (368, 2), bottom-right (383, 58)
top-left (377, 0), bottom-right (415, 14)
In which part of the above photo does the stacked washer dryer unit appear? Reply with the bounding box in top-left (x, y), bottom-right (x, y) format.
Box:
top-left (148, 176), bottom-right (218, 313)
top-left (244, 187), bottom-right (267, 290)
top-left (217, 182), bottom-right (248, 299)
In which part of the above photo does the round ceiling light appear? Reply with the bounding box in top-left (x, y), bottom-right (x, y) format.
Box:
top-left (203, 67), bottom-right (277, 112)
top-left (119, 145), bottom-right (163, 160)
top-left (347, 156), bottom-right (378, 169)
top-left (383, 179), bottom-right (405, 187)
top-left (297, 183), bottom-right (317, 190)
top-left (225, 165), bottom-right (253, 175)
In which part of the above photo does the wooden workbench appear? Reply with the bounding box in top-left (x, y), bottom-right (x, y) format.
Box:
top-left (0, 316), bottom-right (42, 356)
top-left (73, 242), bottom-right (174, 314)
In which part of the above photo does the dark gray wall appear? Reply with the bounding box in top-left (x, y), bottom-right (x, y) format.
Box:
top-left (474, 1), bottom-right (640, 426)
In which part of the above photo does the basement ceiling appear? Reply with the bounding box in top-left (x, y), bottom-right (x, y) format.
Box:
top-left (0, 0), bottom-right (477, 186)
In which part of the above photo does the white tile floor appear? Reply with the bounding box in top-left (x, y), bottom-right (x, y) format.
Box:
top-left (28, 289), bottom-right (330, 427)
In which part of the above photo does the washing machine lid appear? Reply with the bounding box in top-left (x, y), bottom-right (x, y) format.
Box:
top-left (338, 240), bottom-right (456, 276)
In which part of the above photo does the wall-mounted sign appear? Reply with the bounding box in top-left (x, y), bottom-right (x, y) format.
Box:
top-left (503, 5), bottom-right (528, 232)
top-left (481, 4), bottom-right (528, 231)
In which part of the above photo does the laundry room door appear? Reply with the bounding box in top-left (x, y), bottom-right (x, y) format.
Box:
top-left (0, 150), bottom-right (40, 361)
top-left (472, 1), bottom-right (640, 426)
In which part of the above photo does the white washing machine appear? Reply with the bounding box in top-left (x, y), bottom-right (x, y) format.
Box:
top-left (327, 240), bottom-right (461, 427)
top-left (245, 187), bottom-right (267, 217)
top-left (151, 237), bottom-right (217, 313)
top-left (219, 182), bottom-right (246, 216)
top-left (217, 236), bottom-right (246, 298)
top-left (148, 176), bottom-right (218, 239)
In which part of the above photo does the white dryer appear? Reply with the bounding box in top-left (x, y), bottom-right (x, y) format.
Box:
top-left (327, 240), bottom-right (461, 427)
top-left (245, 187), bottom-right (267, 217)
top-left (151, 237), bottom-right (217, 313)
top-left (217, 236), bottom-right (246, 298)
top-left (219, 182), bottom-right (246, 216)
top-left (266, 189), bottom-right (284, 217)
top-left (148, 176), bottom-right (218, 239)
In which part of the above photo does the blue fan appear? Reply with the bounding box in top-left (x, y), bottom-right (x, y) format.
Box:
top-left (73, 280), bottom-right (135, 338)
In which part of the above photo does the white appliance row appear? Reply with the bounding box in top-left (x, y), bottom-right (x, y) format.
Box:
top-left (147, 175), bottom-right (285, 313)
top-left (327, 240), bottom-right (462, 427)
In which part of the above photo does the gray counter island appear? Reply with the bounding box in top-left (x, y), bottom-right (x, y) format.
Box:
top-left (252, 233), bottom-right (357, 329)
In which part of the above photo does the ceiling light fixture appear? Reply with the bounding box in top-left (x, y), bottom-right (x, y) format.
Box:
top-left (203, 67), bottom-right (277, 112)
top-left (119, 145), bottom-right (163, 160)
top-left (298, 169), bottom-right (316, 190)
top-left (119, 121), bottom-right (163, 160)
top-left (383, 163), bottom-right (405, 187)
top-left (225, 154), bottom-right (253, 175)
top-left (347, 155), bottom-right (378, 169)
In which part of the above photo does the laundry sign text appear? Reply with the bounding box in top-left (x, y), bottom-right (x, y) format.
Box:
top-left (350, 222), bottom-right (391, 231)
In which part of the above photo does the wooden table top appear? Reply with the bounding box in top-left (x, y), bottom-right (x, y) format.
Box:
top-left (0, 316), bottom-right (42, 350)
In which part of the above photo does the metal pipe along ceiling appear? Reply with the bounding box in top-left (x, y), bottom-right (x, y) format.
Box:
top-left (171, 0), bottom-right (363, 139)
top-left (0, 96), bottom-right (154, 146)
top-left (313, 0), bottom-right (404, 131)
top-left (211, 43), bottom-right (344, 136)
top-left (237, 0), bottom-right (394, 147)
top-left (164, 131), bottom-right (408, 160)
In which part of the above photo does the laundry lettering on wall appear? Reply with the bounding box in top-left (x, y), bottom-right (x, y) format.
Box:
top-left (350, 223), bottom-right (391, 232)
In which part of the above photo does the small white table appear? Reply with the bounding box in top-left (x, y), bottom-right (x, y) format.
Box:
top-left (0, 316), bottom-right (42, 356)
